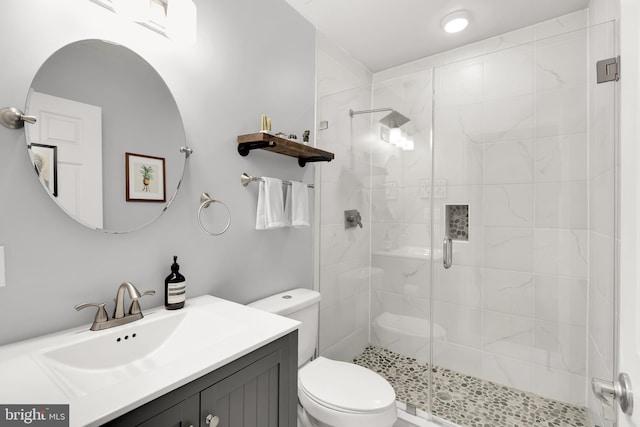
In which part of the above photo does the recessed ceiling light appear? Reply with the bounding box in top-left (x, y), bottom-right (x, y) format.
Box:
top-left (441, 10), bottom-right (469, 33)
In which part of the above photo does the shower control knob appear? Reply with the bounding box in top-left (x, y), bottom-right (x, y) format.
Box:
top-left (344, 209), bottom-right (363, 229)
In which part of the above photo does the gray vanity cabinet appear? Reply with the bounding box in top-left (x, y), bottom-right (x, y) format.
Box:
top-left (200, 348), bottom-right (282, 427)
top-left (104, 332), bottom-right (297, 427)
top-left (137, 394), bottom-right (199, 427)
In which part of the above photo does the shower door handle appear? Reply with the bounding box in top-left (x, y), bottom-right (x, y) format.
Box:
top-left (443, 236), bottom-right (453, 269)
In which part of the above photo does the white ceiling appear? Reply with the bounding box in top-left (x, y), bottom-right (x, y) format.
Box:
top-left (285, 0), bottom-right (590, 72)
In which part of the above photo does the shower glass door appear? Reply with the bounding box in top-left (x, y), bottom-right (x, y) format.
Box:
top-left (430, 20), bottom-right (617, 427)
top-left (360, 68), bottom-right (436, 414)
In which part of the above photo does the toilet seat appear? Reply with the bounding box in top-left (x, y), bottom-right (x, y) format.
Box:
top-left (299, 357), bottom-right (396, 413)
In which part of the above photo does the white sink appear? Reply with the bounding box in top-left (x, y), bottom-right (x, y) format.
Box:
top-left (35, 305), bottom-right (245, 398)
top-left (41, 311), bottom-right (189, 371)
top-left (0, 295), bottom-right (299, 427)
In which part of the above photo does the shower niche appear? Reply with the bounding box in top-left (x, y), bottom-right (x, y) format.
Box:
top-left (445, 204), bottom-right (469, 242)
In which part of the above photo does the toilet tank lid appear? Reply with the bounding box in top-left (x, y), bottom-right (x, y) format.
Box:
top-left (248, 288), bottom-right (321, 316)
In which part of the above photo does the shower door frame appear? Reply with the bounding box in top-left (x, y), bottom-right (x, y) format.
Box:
top-left (428, 20), bottom-right (619, 427)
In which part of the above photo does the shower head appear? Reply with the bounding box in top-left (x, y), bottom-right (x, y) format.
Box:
top-left (378, 110), bottom-right (410, 128)
top-left (349, 108), bottom-right (410, 128)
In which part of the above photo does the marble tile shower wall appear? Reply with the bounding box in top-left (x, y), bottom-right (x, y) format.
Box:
top-left (369, 68), bottom-right (435, 364)
top-left (315, 34), bottom-right (374, 362)
top-left (586, 1), bottom-right (619, 425)
top-left (370, 10), bottom-right (592, 406)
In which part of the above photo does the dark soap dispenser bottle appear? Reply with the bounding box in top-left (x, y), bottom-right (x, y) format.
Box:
top-left (165, 256), bottom-right (186, 310)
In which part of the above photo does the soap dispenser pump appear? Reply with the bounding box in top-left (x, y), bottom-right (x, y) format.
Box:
top-left (165, 256), bottom-right (186, 310)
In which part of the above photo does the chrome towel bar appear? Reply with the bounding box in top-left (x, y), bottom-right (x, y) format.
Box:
top-left (240, 172), bottom-right (314, 189)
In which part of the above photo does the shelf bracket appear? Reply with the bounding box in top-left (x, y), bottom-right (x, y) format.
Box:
top-left (237, 141), bottom-right (276, 157)
top-left (298, 156), bottom-right (333, 167)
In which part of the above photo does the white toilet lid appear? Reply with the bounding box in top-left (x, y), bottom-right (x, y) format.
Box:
top-left (299, 357), bottom-right (396, 413)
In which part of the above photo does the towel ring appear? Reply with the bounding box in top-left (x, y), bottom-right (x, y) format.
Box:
top-left (197, 193), bottom-right (231, 236)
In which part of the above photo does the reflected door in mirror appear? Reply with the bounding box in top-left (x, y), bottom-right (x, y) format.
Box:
top-left (28, 91), bottom-right (103, 229)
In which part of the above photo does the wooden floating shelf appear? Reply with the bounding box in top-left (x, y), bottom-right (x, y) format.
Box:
top-left (237, 132), bottom-right (335, 167)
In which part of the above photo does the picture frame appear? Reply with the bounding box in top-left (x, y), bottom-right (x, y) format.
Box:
top-left (125, 152), bottom-right (166, 202)
top-left (30, 143), bottom-right (58, 197)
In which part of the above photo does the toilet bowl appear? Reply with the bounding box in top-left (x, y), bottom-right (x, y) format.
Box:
top-left (298, 357), bottom-right (397, 427)
top-left (248, 288), bottom-right (397, 427)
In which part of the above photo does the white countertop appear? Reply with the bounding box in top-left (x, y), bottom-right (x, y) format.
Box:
top-left (0, 295), bottom-right (299, 426)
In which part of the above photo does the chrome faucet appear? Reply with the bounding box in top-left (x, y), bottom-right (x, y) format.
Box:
top-left (75, 282), bottom-right (155, 331)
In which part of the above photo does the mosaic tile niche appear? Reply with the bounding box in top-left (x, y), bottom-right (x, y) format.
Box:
top-left (446, 204), bottom-right (469, 241)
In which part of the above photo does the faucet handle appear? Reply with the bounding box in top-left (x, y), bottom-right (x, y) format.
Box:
top-left (75, 303), bottom-right (109, 330)
top-left (129, 290), bottom-right (156, 315)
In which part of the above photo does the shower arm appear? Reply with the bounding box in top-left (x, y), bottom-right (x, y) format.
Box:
top-left (349, 108), bottom-right (394, 117)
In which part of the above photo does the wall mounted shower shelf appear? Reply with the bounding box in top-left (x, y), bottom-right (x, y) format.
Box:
top-left (237, 132), bottom-right (334, 167)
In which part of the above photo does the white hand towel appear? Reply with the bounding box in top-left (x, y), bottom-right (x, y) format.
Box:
top-left (284, 181), bottom-right (310, 228)
top-left (256, 177), bottom-right (286, 230)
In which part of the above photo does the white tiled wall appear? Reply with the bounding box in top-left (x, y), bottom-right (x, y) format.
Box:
top-left (370, 10), bottom-right (602, 407)
top-left (587, 0), bottom-right (619, 424)
top-left (315, 4), bottom-right (618, 417)
top-left (316, 34), bottom-right (373, 362)
top-left (367, 67), bottom-right (434, 362)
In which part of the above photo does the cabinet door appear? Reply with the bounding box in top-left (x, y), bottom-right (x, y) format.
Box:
top-left (201, 350), bottom-right (283, 427)
top-left (136, 394), bottom-right (199, 427)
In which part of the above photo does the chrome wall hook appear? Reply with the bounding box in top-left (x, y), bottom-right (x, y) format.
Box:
top-left (0, 107), bottom-right (37, 129)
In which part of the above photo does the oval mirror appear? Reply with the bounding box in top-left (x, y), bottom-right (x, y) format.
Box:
top-left (24, 39), bottom-right (188, 233)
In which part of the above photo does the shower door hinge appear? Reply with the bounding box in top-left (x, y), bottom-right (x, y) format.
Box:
top-left (597, 56), bottom-right (620, 83)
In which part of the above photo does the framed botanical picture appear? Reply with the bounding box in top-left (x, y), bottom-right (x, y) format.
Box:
top-left (125, 152), bottom-right (166, 202)
top-left (31, 143), bottom-right (58, 197)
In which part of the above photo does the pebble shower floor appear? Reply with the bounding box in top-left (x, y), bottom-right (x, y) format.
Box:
top-left (353, 346), bottom-right (590, 427)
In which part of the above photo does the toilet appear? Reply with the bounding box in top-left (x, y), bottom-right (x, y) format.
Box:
top-left (249, 288), bottom-right (397, 427)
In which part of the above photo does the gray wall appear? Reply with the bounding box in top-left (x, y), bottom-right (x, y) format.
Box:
top-left (0, 0), bottom-right (315, 346)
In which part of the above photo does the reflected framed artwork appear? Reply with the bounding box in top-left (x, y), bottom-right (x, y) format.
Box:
top-left (31, 143), bottom-right (58, 197)
top-left (125, 152), bottom-right (166, 202)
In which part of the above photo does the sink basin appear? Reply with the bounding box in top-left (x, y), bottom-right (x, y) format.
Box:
top-left (0, 294), bottom-right (299, 426)
top-left (0, 295), bottom-right (298, 427)
top-left (41, 311), bottom-right (188, 371)
top-left (34, 303), bottom-right (245, 398)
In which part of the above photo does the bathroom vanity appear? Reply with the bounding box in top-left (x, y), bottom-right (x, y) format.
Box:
top-left (0, 295), bottom-right (299, 427)
top-left (106, 332), bottom-right (297, 427)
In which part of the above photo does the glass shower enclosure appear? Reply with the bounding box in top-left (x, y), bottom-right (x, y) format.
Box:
top-left (317, 17), bottom-right (617, 427)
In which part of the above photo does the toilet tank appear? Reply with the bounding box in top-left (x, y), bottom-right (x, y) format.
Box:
top-left (248, 288), bottom-right (321, 367)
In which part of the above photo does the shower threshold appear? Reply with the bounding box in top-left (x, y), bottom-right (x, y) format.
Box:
top-left (394, 401), bottom-right (454, 427)
top-left (354, 346), bottom-right (591, 427)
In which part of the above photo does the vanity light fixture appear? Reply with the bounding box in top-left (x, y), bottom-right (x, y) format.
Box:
top-left (166, 0), bottom-right (197, 44)
top-left (441, 10), bottom-right (469, 34)
top-left (90, 0), bottom-right (197, 44)
top-left (112, 0), bottom-right (149, 22)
